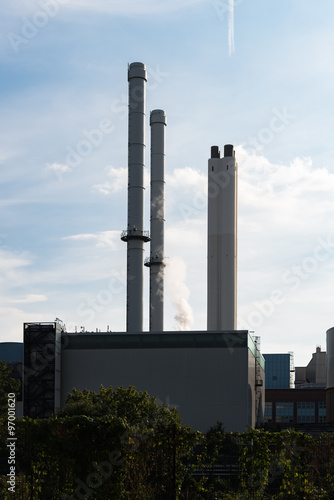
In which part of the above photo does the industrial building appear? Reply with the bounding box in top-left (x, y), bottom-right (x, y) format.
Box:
top-left (3, 62), bottom-right (334, 433)
top-left (22, 322), bottom-right (265, 432)
top-left (264, 346), bottom-right (331, 431)
top-left (263, 353), bottom-right (295, 389)
top-left (264, 389), bottom-right (326, 429)
top-left (295, 346), bottom-right (326, 388)
top-left (8, 63), bottom-right (333, 433)
top-left (10, 61), bottom-right (266, 433)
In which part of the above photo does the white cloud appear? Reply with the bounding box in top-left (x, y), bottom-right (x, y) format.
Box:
top-left (46, 163), bottom-right (72, 183)
top-left (92, 166), bottom-right (127, 195)
top-left (167, 166), bottom-right (206, 193)
top-left (165, 167), bottom-right (207, 219)
top-left (237, 146), bottom-right (334, 238)
top-left (65, 0), bottom-right (209, 15)
top-left (11, 294), bottom-right (47, 304)
top-left (0, 148), bottom-right (13, 165)
top-left (2, 147), bottom-right (334, 364)
top-left (0, 250), bottom-right (49, 340)
top-left (162, 148), bottom-right (334, 353)
top-left (62, 230), bottom-right (120, 249)
top-left (0, 306), bottom-right (43, 342)
top-left (0, 249), bottom-right (32, 285)
top-left (92, 164), bottom-right (152, 195)
top-left (46, 163), bottom-right (71, 173)
top-left (0, 1), bottom-right (39, 15)
top-left (63, 234), bottom-right (96, 242)
top-left (232, 148), bottom-right (334, 350)
top-left (92, 182), bottom-right (113, 195)
top-left (95, 231), bottom-right (120, 249)
top-left (166, 222), bottom-right (204, 248)
top-left (0, 249), bottom-right (30, 269)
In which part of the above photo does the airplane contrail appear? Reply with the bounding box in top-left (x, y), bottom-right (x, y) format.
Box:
top-left (228, 0), bottom-right (235, 55)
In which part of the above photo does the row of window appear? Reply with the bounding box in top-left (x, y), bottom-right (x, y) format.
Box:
top-left (264, 401), bottom-right (326, 424)
top-left (297, 401), bottom-right (314, 409)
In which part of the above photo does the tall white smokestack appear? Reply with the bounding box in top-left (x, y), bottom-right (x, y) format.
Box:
top-left (145, 109), bottom-right (167, 331)
top-left (121, 62), bottom-right (149, 332)
top-left (207, 144), bottom-right (237, 330)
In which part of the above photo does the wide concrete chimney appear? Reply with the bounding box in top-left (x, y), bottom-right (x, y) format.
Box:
top-left (207, 144), bottom-right (237, 330)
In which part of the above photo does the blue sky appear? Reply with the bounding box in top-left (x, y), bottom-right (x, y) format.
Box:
top-left (1, 0), bottom-right (334, 366)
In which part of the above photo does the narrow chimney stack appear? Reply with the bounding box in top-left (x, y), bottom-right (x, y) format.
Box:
top-left (121, 62), bottom-right (150, 332)
top-left (145, 109), bottom-right (167, 331)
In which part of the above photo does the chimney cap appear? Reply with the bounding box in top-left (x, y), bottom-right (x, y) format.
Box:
top-left (150, 109), bottom-right (167, 125)
top-left (211, 146), bottom-right (220, 158)
top-left (224, 144), bottom-right (235, 157)
top-left (128, 62), bottom-right (147, 81)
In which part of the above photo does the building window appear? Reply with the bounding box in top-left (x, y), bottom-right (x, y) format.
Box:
top-left (263, 354), bottom-right (291, 389)
top-left (264, 402), bottom-right (272, 423)
top-left (275, 402), bottom-right (294, 423)
top-left (318, 401), bottom-right (326, 423)
top-left (297, 402), bottom-right (315, 423)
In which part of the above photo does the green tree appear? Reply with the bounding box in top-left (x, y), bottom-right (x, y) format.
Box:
top-left (58, 385), bottom-right (181, 427)
top-left (57, 385), bottom-right (202, 499)
top-left (0, 361), bottom-right (21, 420)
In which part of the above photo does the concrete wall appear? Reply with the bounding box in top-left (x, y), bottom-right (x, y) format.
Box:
top-left (306, 348), bottom-right (326, 385)
top-left (207, 152), bottom-right (237, 331)
top-left (61, 346), bottom-right (253, 432)
top-left (295, 367), bottom-right (306, 387)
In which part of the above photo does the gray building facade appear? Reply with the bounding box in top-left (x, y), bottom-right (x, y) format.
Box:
top-left (23, 323), bottom-right (265, 433)
top-left (295, 346), bottom-right (326, 388)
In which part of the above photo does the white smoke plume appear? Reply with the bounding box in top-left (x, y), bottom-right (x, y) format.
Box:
top-left (228, 0), bottom-right (235, 56)
top-left (151, 196), bottom-right (164, 220)
top-left (165, 256), bottom-right (194, 331)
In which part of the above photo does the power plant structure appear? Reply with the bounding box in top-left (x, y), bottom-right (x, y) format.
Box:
top-left (207, 144), bottom-right (237, 330)
top-left (121, 63), bottom-right (167, 333)
top-left (145, 109), bottom-right (167, 331)
top-left (19, 62), bottom-right (267, 432)
top-left (121, 62), bottom-right (150, 333)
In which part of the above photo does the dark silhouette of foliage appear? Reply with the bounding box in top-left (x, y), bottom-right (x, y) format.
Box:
top-left (58, 384), bottom-right (181, 427)
top-left (0, 361), bottom-right (21, 421)
top-left (2, 387), bottom-right (334, 499)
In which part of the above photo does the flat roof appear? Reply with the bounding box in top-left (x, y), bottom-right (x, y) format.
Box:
top-left (61, 330), bottom-right (265, 370)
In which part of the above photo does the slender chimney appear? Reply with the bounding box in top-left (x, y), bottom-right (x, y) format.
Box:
top-left (207, 144), bottom-right (237, 330)
top-left (145, 110), bottom-right (167, 331)
top-left (121, 62), bottom-right (150, 332)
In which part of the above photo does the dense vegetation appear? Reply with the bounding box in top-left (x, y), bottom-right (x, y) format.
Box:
top-left (1, 385), bottom-right (334, 499)
top-left (0, 361), bottom-right (21, 421)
